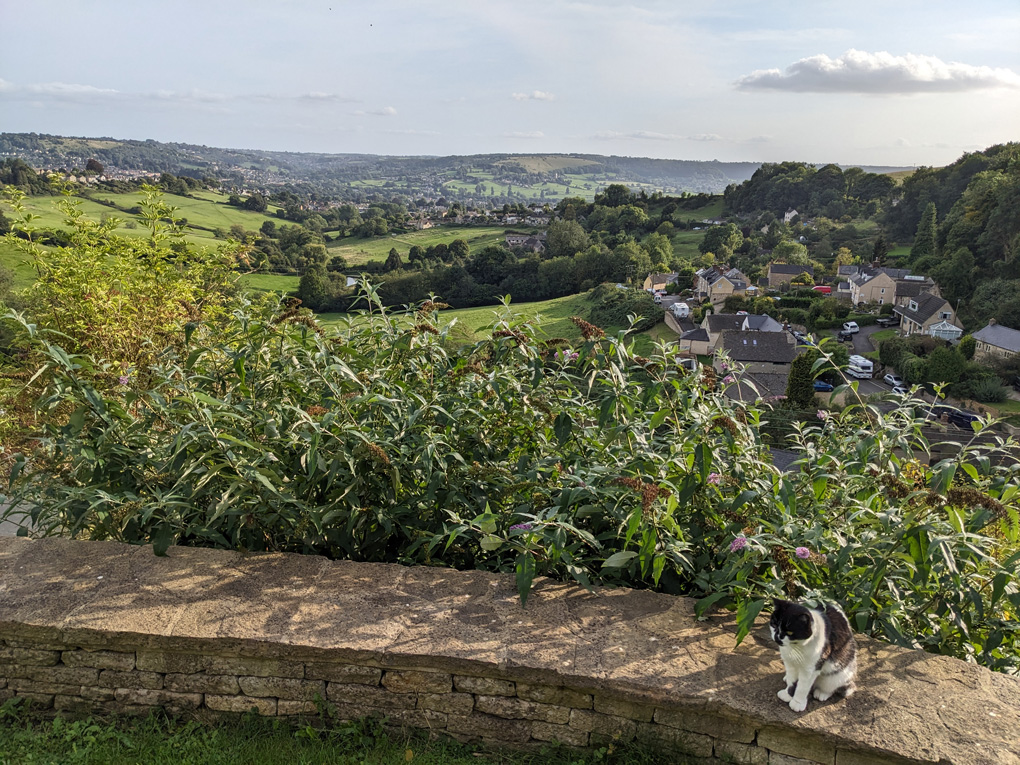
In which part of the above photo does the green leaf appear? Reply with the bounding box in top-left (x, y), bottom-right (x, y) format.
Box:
top-left (649, 409), bottom-right (669, 429)
top-left (601, 551), bottom-right (638, 569)
top-left (152, 524), bottom-right (175, 557)
top-left (480, 534), bottom-right (503, 552)
top-left (735, 598), bottom-right (766, 646)
top-left (553, 412), bottom-right (573, 446)
top-left (516, 551), bottom-right (536, 607)
top-left (694, 591), bottom-right (730, 618)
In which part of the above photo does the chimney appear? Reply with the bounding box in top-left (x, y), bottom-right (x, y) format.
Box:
top-left (989, 318), bottom-right (998, 325)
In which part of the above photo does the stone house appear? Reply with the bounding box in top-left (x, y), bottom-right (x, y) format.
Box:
top-left (972, 319), bottom-right (1020, 363)
top-left (695, 266), bottom-right (750, 307)
top-left (893, 293), bottom-right (963, 341)
top-left (643, 272), bottom-right (679, 292)
top-left (715, 331), bottom-right (799, 400)
top-left (767, 263), bottom-right (813, 288)
top-left (701, 313), bottom-right (785, 354)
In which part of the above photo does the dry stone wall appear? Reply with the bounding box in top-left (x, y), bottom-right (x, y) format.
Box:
top-left (1, 538), bottom-right (1018, 765)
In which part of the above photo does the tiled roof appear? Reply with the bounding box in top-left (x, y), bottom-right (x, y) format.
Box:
top-left (721, 332), bottom-right (797, 363)
top-left (769, 263), bottom-right (814, 276)
top-left (894, 292), bottom-right (955, 325)
top-left (973, 322), bottom-right (1020, 353)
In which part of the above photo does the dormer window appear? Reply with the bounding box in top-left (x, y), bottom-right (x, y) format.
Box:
top-left (939, 311), bottom-right (951, 320)
top-left (909, 300), bottom-right (918, 312)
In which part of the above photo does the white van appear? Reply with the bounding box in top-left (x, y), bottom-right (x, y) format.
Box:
top-left (847, 354), bottom-right (873, 379)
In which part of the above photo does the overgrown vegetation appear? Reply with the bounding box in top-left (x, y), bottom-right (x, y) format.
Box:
top-left (2, 189), bottom-right (1019, 678)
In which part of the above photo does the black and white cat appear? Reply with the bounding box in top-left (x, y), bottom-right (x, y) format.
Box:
top-left (770, 599), bottom-right (857, 713)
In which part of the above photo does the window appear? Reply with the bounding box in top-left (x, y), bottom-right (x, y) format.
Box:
top-left (880, 288), bottom-right (885, 294)
top-left (939, 311), bottom-right (951, 320)
top-left (909, 300), bottom-right (918, 312)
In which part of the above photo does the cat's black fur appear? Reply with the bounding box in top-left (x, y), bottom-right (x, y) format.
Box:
top-left (770, 599), bottom-right (857, 712)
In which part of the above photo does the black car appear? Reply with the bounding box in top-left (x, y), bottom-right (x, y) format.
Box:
top-left (836, 330), bottom-right (853, 342)
top-left (928, 405), bottom-right (981, 429)
top-left (876, 317), bottom-right (899, 328)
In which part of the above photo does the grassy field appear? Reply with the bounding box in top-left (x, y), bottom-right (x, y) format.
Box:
top-left (87, 190), bottom-right (284, 234)
top-left (240, 272), bottom-right (301, 293)
top-left (328, 226), bottom-right (508, 266)
top-left (319, 291), bottom-right (673, 351)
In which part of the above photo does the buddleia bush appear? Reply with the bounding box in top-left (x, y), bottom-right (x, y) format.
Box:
top-left (1, 189), bottom-right (1018, 672)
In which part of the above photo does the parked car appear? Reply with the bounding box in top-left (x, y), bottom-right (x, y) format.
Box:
top-left (836, 330), bottom-right (853, 342)
top-left (891, 385), bottom-right (909, 395)
top-left (842, 321), bottom-right (860, 334)
top-left (927, 405), bottom-right (981, 429)
top-left (883, 373), bottom-right (905, 387)
top-left (876, 316), bottom-right (898, 327)
top-left (813, 380), bottom-right (834, 392)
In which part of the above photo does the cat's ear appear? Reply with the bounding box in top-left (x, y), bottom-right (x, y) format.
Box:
top-left (772, 598), bottom-right (790, 611)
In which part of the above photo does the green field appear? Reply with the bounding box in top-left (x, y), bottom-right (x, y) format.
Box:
top-left (328, 226), bottom-right (508, 265)
top-left (87, 190), bottom-right (284, 234)
top-left (319, 291), bottom-right (672, 351)
top-left (240, 272), bottom-right (301, 293)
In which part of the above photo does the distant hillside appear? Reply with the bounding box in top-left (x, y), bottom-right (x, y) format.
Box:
top-left (0, 133), bottom-right (763, 202)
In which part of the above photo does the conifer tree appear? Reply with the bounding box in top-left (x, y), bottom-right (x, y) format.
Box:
top-left (910, 202), bottom-right (937, 262)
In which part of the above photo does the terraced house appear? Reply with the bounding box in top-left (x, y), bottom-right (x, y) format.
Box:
top-left (972, 319), bottom-right (1020, 363)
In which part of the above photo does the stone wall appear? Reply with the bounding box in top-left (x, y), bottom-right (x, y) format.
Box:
top-left (1, 538), bottom-right (1018, 765)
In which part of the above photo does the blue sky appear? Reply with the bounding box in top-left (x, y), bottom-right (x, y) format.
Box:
top-left (2, 0), bottom-right (1018, 167)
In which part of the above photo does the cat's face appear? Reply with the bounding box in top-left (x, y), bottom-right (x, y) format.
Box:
top-left (770, 600), bottom-right (814, 646)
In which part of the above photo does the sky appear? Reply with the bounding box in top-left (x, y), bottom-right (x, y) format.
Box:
top-left (2, 0), bottom-right (1018, 168)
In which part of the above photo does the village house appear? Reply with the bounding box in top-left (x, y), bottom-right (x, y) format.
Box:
top-left (766, 262), bottom-right (814, 288)
top-left (715, 331), bottom-right (800, 400)
top-left (893, 293), bottom-right (963, 341)
top-left (695, 266), bottom-right (750, 307)
top-left (642, 272), bottom-right (679, 292)
top-left (700, 313), bottom-right (785, 354)
top-left (845, 266), bottom-right (940, 307)
top-left (972, 319), bottom-right (1020, 363)
top-left (676, 326), bottom-right (710, 356)
top-left (504, 232), bottom-right (546, 253)
top-left (783, 209), bottom-right (799, 224)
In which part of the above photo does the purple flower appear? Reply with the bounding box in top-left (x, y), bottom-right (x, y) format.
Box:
top-left (816, 410), bottom-right (828, 420)
top-left (730, 536), bottom-right (748, 552)
top-left (707, 473), bottom-right (722, 485)
top-left (723, 375), bottom-right (734, 384)
top-left (720, 363), bottom-right (729, 372)
top-left (795, 547), bottom-right (811, 559)
top-left (510, 523), bottom-right (533, 532)
top-left (118, 375), bottom-right (130, 386)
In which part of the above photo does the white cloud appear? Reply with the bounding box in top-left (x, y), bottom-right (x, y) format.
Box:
top-left (687, 133), bottom-right (723, 142)
top-left (503, 131), bottom-right (545, 139)
top-left (368, 106), bottom-right (397, 116)
top-left (26, 81), bottom-right (120, 97)
top-left (736, 49), bottom-right (1020, 93)
top-left (511, 90), bottom-right (555, 101)
top-left (593, 130), bottom-right (678, 141)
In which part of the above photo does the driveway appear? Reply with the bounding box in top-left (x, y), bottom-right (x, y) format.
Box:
top-left (852, 323), bottom-right (885, 355)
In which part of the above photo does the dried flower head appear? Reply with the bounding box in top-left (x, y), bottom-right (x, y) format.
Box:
top-left (614, 476), bottom-right (671, 515)
top-left (570, 316), bottom-right (605, 340)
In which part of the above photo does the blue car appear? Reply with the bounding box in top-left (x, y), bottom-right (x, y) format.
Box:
top-left (813, 380), bottom-right (834, 392)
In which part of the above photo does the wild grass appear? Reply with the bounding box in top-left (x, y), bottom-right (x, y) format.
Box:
top-left (0, 707), bottom-right (692, 765)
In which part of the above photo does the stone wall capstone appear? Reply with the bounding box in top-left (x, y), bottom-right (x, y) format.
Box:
top-left (1, 538), bottom-right (1018, 765)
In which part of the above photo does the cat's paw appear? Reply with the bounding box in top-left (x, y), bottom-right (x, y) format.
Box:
top-left (777, 688), bottom-right (792, 703)
top-left (789, 697), bottom-right (808, 713)
top-left (813, 688), bottom-right (832, 702)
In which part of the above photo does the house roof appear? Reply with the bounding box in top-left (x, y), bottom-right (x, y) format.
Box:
top-left (973, 322), bottom-right (1020, 353)
top-left (680, 328), bottom-right (710, 343)
top-left (721, 332), bottom-right (798, 363)
top-left (768, 263), bottom-right (814, 276)
top-left (893, 292), bottom-right (956, 325)
top-left (673, 319), bottom-right (696, 334)
top-left (647, 272), bottom-right (678, 285)
top-left (704, 314), bottom-right (784, 333)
